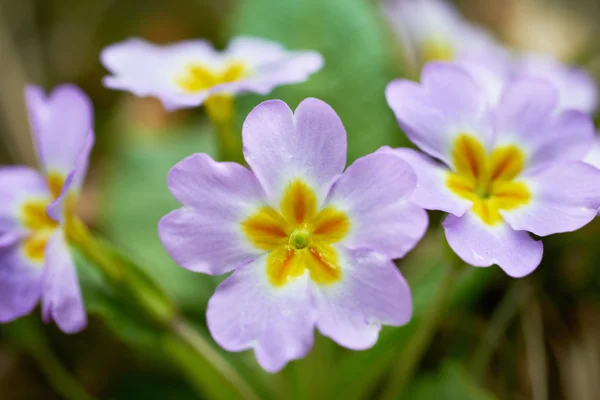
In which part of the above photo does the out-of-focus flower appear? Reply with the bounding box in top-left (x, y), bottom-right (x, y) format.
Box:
top-left (385, 63), bottom-right (600, 277)
top-left (159, 98), bottom-right (428, 372)
top-left (458, 52), bottom-right (598, 114)
top-left (0, 85), bottom-right (94, 333)
top-left (383, 0), bottom-right (504, 68)
top-left (100, 36), bottom-right (324, 111)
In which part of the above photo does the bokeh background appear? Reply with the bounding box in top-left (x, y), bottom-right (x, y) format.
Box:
top-left (1, 0), bottom-right (600, 399)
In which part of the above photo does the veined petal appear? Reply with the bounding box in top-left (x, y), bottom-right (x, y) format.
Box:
top-left (443, 212), bottom-right (542, 277)
top-left (207, 255), bottom-right (317, 373)
top-left (386, 62), bottom-right (492, 165)
top-left (0, 166), bottom-right (50, 234)
top-left (501, 162), bottom-right (600, 236)
top-left (0, 243), bottom-right (42, 322)
top-left (326, 152), bottom-right (428, 259)
top-left (41, 231), bottom-right (86, 334)
top-left (380, 147), bottom-right (472, 216)
top-left (161, 208), bottom-right (263, 275)
top-left (314, 247), bottom-right (412, 350)
top-left (25, 84), bottom-right (94, 183)
top-left (243, 98), bottom-right (347, 206)
top-left (160, 154), bottom-right (267, 274)
top-left (166, 153), bottom-right (266, 213)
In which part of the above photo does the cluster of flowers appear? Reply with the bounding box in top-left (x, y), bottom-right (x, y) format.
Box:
top-left (1, 0), bottom-right (599, 373)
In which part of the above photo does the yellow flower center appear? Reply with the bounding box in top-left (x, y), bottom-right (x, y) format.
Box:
top-left (241, 179), bottom-right (350, 287)
top-left (176, 61), bottom-right (248, 93)
top-left (19, 172), bottom-right (68, 263)
top-left (422, 38), bottom-right (455, 62)
top-left (446, 134), bottom-right (531, 225)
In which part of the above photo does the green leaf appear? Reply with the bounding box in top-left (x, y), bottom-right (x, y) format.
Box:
top-left (406, 362), bottom-right (497, 400)
top-left (100, 124), bottom-right (221, 311)
top-left (230, 0), bottom-right (409, 162)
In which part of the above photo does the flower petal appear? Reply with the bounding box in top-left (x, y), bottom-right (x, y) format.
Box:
top-left (243, 98), bottom-right (347, 205)
top-left (380, 147), bottom-right (472, 216)
top-left (41, 232), bottom-right (86, 334)
top-left (0, 243), bottom-right (42, 322)
top-left (226, 36), bottom-right (323, 91)
top-left (386, 62), bottom-right (491, 165)
top-left (493, 77), bottom-right (558, 140)
top-left (0, 166), bottom-right (50, 234)
top-left (493, 78), bottom-right (594, 167)
top-left (584, 138), bottom-right (600, 169)
top-left (160, 153), bottom-right (266, 274)
top-left (160, 208), bottom-right (261, 275)
top-left (326, 152), bottom-right (428, 259)
top-left (515, 54), bottom-right (598, 114)
top-left (501, 162), bottom-right (600, 236)
top-left (443, 212), bottom-right (543, 277)
top-left (101, 38), bottom-right (219, 110)
top-left (207, 255), bottom-right (317, 373)
top-left (529, 110), bottom-right (595, 168)
top-left (25, 84), bottom-right (94, 181)
top-left (315, 247), bottom-right (412, 350)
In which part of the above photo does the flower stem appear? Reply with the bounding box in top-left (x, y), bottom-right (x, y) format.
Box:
top-left (67, 219), bottom-right (260, 400)
top-left (380, 253), bottom-right (464, 400)
top-left (205, 94), bottom-right (243, 163)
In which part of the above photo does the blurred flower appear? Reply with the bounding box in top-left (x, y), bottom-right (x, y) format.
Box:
top-left (0, 85), bottom-right (93, 333)
top-left (100, 36), bottom-right (324, 111)
top-left (383, 0), bottom-right (505, 69)
top-left (458, 52), bottom-right (598, 114)
top-left (159, 98), bottom-right (427, 372)
top-left (385, 63), bottom-right (600, 277)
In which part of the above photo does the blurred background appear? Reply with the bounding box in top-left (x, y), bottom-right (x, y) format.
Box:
top-left (1, 0), bottom-right (600, 398)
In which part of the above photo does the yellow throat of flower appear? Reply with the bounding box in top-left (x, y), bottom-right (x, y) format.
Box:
top-left (446, 134), bottom-right (531, 226)
top-left (20, 172), bottom-right (71, 264)
top-left (241, 179), bottom-right (350, 287)
top-left (176, 61), bottom-right (248, 93)
top-left (422, 38), bottom-right (455, 62)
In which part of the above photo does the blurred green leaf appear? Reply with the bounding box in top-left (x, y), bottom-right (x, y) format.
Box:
top-left (405, 362), bottom-right (497, 400)
top-left (73, 247), bottom-right (164, 348)
top-left (101, 125), bottom-right (221, 311)
top-left (231, 0), bottom-right (408, 162)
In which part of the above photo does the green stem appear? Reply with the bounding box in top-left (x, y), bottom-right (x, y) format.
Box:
top-left (67, 219), bottom-right (260, 400)
top-left (470, 282), bottom-right (532, 381)
top-left (380, 256), bottom-right (464, 400)
top-left (167, 318), bottom-right (261, 400)
top-left (205, 95), bottom-right (243, 162)
top-left (5, 317), bottom-right (95, 400)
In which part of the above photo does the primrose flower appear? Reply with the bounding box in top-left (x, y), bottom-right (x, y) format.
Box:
top-left (385, 63), bottom-right (600, 277)
top-left (159, 98), bottom-right (428, 372)
top-left (100, 36), bottom-right (324, 111)
top-left (0, 85), bottom-right (93, 333)
top-left (383, 0), bottom-right (504, 67)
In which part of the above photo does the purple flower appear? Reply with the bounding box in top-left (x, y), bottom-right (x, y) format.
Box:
top-left (383, 0), bottom-right (505, 66)
top-left (159, 98), bottom-right (428, 372)
top-left (0, 85), bottom-right (94, 333)
top-left (100, 36), bottom-right (324, 111)
top-left (385, 62), bottom-right (600, 277)
top-left (458, 52), bottom-right (598, 114)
